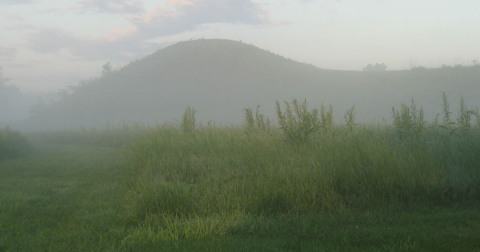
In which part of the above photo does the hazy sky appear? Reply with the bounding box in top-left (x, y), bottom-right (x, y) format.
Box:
top-left (1, 0), bottom-right (479, 92)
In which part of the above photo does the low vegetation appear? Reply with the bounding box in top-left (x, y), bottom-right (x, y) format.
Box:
top-left (24, 123), bottom-right (152, 148)
top-left (125, 94), bottom-right (480, 242)
top-left (0, 126), bottom-right (33, 161)
top-left (1, 93), bottom-right (479, 251)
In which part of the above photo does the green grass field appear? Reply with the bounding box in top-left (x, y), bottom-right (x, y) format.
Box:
top-left (1, 96), bottom-right (480, 251)
top-left (1, 144), bottom-right (479, 251)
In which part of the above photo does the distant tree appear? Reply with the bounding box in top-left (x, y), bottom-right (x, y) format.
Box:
top-left (363, 63), bottom-right (387, 71)
top-left (102, 62), bottom-right (113, 76)
top-left (410, 65), bottom-right (426, 71)
top-left (408, 61), bottom-right (426, 70)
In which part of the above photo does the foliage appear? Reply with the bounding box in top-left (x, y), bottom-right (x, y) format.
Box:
top-left (102, 62), bottom-right (114, 76)
top-left (244, 106), bottom-right (270, 133)
top-left (127, 124), bottom-right (480, 222)
top-left (275, 99), bottom-right (322, 144)
top-left (127, 96), bottom-right (480, 226)
top-left (343, 105), bottom-right (357, 134)
top-left (392, 94), bottom-right (477, 139)
top-left (319, 103), bottom-right (334, 132)
top-left (180, 106), bottom-right (196, 133)
top-left (475, 106), bottom-right (480, 129)
top-left (2, 94), bottom-right (480, 250)
top-left (440, 91), bottom-right (454, 131)
top-left (436, 92), bottom-right (477, 136)
top-left (244, 107), bottom-right (255, 131)
top-left (363, 63), bottom-right (387, 71)
top-left (0, 126), bottom-right (33, 160)
top-left (457, 96), bottom-right (476, 134)
top-left (392, 99), bottom-right (426, 139)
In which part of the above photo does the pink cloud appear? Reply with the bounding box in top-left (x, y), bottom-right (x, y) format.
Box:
top-left (27, 0), bottom-right (269, 61)
top-left (104, 27), bottom-right (138, 42)
top-left (130, 0), bottom-right (267, 32)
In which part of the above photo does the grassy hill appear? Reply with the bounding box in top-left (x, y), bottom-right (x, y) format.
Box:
top-left (21, 39), bottom-right (480, 130)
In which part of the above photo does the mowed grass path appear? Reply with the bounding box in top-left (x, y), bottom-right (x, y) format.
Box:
top-left (1, 144), bottom-right (480, 251)
top-left (0, 145), bottom-right (129, 251)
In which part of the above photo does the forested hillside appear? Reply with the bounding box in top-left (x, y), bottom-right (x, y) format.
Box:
top-left (19, 39), bottom-right (480, 130)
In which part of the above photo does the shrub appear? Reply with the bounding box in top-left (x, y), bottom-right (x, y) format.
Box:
top-left (275, 99), bottom-right (322, 144)
top-left (457, 96), bottom-right (476, 134)
top-left (343, 105), bottom-right (357, 134)
top-left (475, 106), bottom-right (480, 129)
top-left (244, 106), bottom-right (270, 133)
top-left (180, 106), bottom-right (196, 133)
top-left (0, 127), bottom-right (33, 160)
top-left (437, 93), bottom-right (477, 135)
top-left (439, 92), bottom-right (455, 134)
top-left (320, 104), bottom-right (334, 132)
top-left (392, 99), bottom-right (425, 139)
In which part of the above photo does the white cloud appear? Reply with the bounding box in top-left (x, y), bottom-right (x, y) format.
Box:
top-left (28, 28), bottom-right (160, 60)
top-left (0, 0), bottom-right (37, 4)
top-left (131, 0), bottom-right (266, 37)
top-left (79, 0), bottom-right (145, 14)
top-left (27, 0), bottom-right (268, 61)
top-left (28, 29), bottom-right (81, 54)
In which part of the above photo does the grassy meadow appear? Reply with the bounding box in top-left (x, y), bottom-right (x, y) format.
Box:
top-left (1, 95), bottom-right (480, 251)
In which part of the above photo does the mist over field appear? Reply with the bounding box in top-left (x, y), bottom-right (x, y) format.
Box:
top-left (1, 1), bottom-right (480, 130)
top-left (2, 2), bottom-right (480, 251)
top-left (1, 39), bottom-right (479, 130)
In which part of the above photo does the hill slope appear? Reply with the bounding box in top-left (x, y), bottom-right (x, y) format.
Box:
top-left (22, 39), bottom-right (480, 130)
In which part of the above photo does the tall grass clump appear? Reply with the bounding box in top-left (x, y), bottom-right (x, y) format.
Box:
top-left (180, 106), bottom-right (196, 133)
top-left (475, 106), bottom-right (480, 129)
top-left (343, 105), bottom-right (357, 134)
top-left (126, 126), bottom-right (479, 220)
top-left (244, 106), bottom-right (270, 133)
top-left (320, 103), bottom-right (334, 132)
top-left (392, 99), bottom-right (425, 139)
top-left (126, 97), bottom-right (480, 222)
top-left (457, 96), bottom-right (476, 134)
top-left (439, 92), bottom-right (456, 134)
top-left (275, 99), bottom-right (322, 144)
top-left (0, 126), bottom-right (33, 160)
top-left (433, 93), bottom-right (477, 136)
top-left (124, 95), bottom-right (480, 240)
